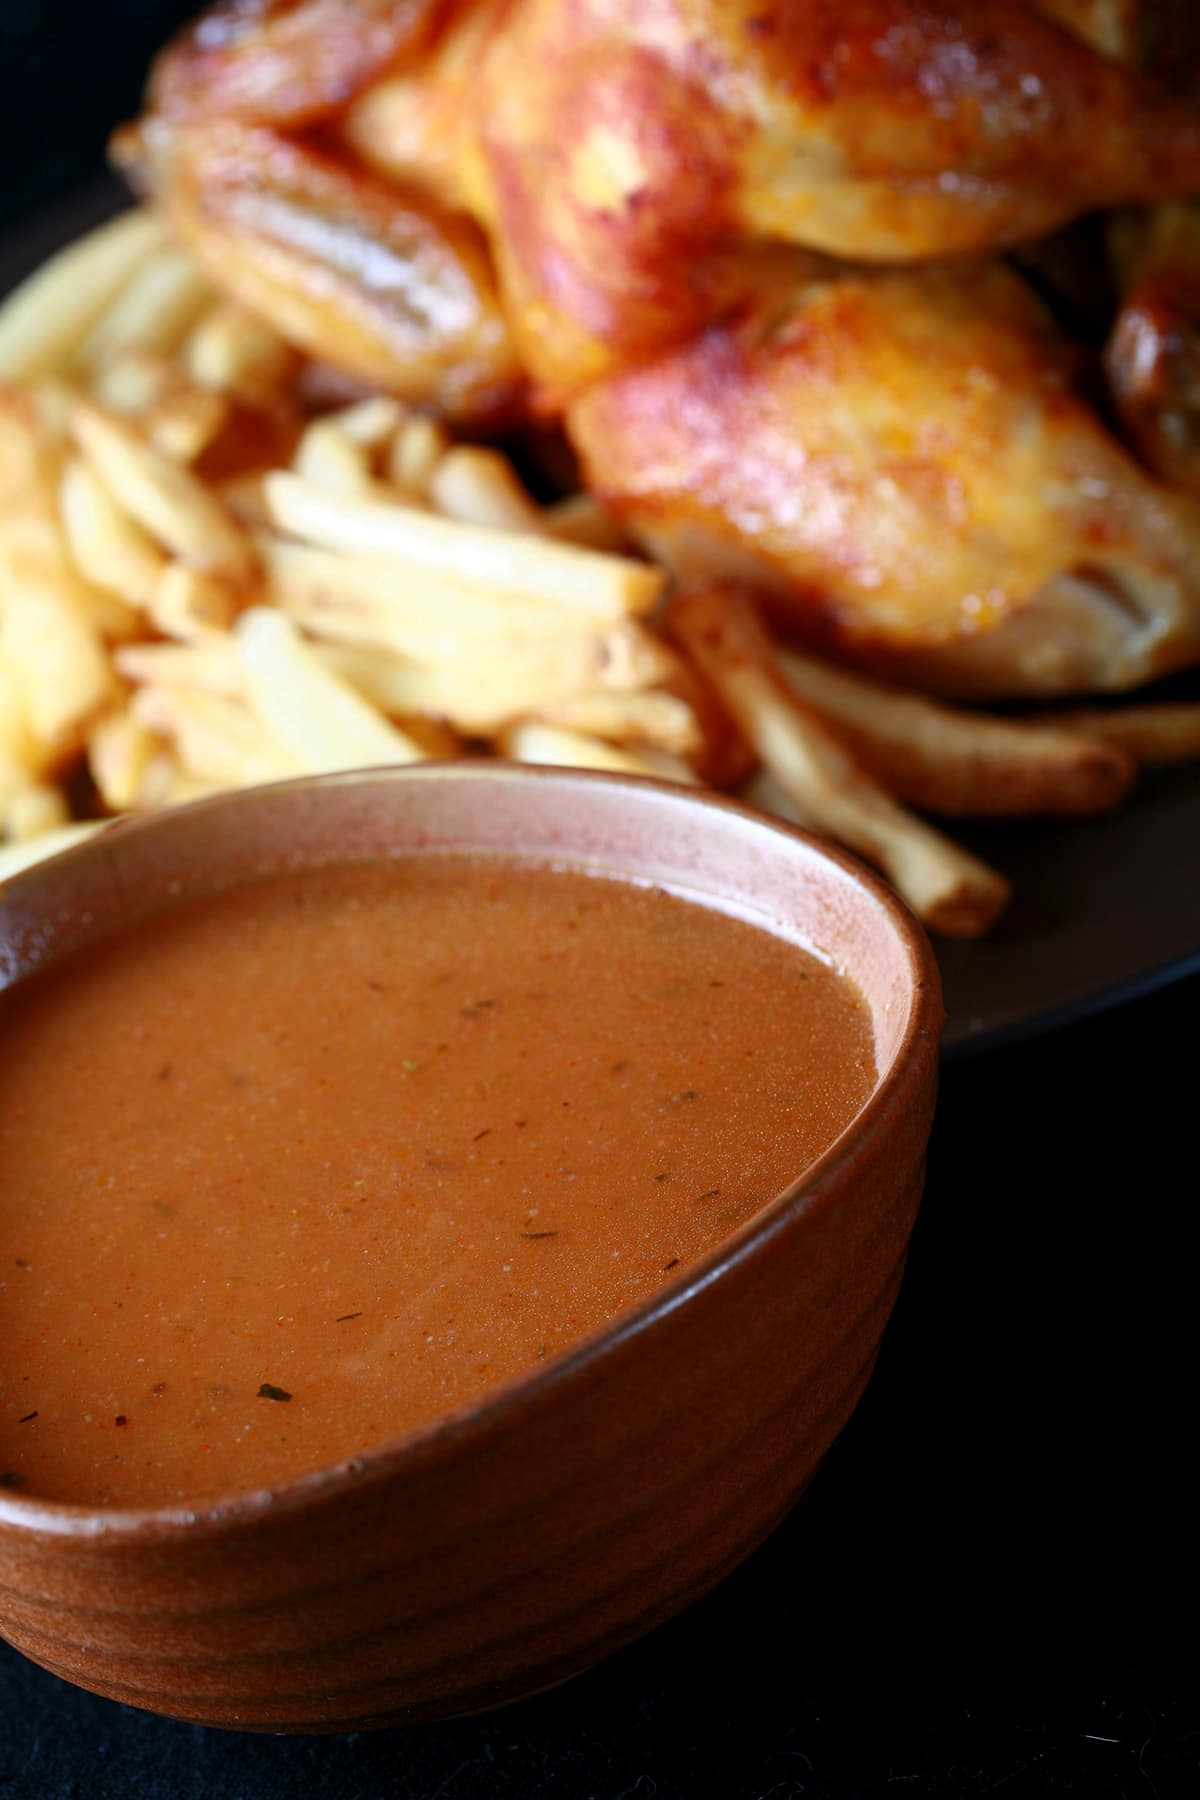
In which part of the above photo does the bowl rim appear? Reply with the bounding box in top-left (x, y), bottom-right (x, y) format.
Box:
top-left (0, 761), bottom-right (944, 1543)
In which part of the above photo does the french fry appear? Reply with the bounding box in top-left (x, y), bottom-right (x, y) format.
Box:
top-left (133, 747), bottom-right (196, 811)
top-left (130, 684), bottom-right (304, 790)
top-left (184, 303), bottom-right (298, 404)
top-left (328, 397), bottom-right (407, 448)
top-left (262, 535), bottom-right (627, 651)
top-left (265, 472), bottom-right (664, 621)
top-left (74, 247), bottom-right (212, 375)
top-left (146, 387), bottom-right (230, 466)
top-left (1052, 702), bottom-right (1200, 765)
top-left (0, 660), bottom-right (33, 768)
top-left (148, 563), bottom-right (241, 640)
top-left (428, 446), bottom-right (546, 533)
top-left (0, 390), bottom-right (56, 498)
top-left (670, 586), bottom-right (1011, 936)
top-left (315, 621), bottom-right (673, 730)
top-left (72, 402), bottom-right (255, 581)
top-left (88, 710), bottom-right (168, 814)
top-left (160, 770), bottom-right (224, 807)
top-left (502, 721), bottom-right (698, 784)
top-left (392, 714), bottom-right (464, 759)
top-left (218, 472), bottom-right (274, 531)
top-left (292, 417), bottom-right (376, 494)
top-left (59, 455), bottom-right (166, 610)
top-left (3, 782), bottom-right (70, 843)
top-left (0, 820), bottom-right (109, 885)
top-left (115, 636), bottom-right (244, 697)
top-left (234, 607), bottom-right (426, 774)
top-left (90, 349), bottom-right (230, 461)
top-left (90, 350), bottom-right (172, 417)
top-left (386, 413), bottom-right (450, 497)
top-left (540, 493), bottom-right (629, 554)
top-left (0, 208), bottom-right (164, 383)
top-left (531, 687), bottom-right (703, 757)
top-left (0, 514), bottom-right (114, 761)
top-left (776, 647), bottom-right (1136, 816)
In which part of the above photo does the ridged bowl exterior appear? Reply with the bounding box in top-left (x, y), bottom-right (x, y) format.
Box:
top-left (0, 765), bottom-right (942, 1729)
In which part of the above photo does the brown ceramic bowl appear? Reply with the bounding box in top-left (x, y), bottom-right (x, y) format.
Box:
top-left (0, 764), bottom-right (942, 1731)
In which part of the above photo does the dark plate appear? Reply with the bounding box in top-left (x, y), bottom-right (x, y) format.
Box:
top-left (4, 179), bottom-right (1198, 1059)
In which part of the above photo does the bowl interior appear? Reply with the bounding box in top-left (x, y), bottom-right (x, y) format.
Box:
top-left (0, 763), bottom-right (928, 1079)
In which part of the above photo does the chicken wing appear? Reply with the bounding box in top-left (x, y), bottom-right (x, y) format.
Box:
top-left (119, 118), bottom-right (520, 423)
top-left (568, 257), bottom-right (1200, 692)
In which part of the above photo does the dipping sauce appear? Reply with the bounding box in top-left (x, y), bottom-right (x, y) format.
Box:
top-left (0, 856), bottom-right (873, 1508)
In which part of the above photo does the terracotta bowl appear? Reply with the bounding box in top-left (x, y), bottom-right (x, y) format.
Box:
top-left (0, 764), bottom-right (943, 1730)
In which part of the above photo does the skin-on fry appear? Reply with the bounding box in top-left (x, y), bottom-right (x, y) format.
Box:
top-left (0, 821), bottom-right (109, 886)
top-left (71, 402), bottom-right (256, 581)
top-left (1052, 702), bottom-right (1200, 765)
top-left (234, 606), bottom-right (427, 773)
top-left (501, 722), bottom-right (698, 785)
top-left (776, 646), bottom-right (1136, 816)
top-left (0, 208), bottom-right (164, 383)
top-left (428, 446), bottom-right (546, 534)
top-left (669, 585), bottom-right (1011, 936)
top-left (265, 472), bottom-right (663, 621)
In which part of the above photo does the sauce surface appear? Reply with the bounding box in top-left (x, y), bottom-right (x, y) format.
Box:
top-left (0, 856), bottom-right (873, 1508)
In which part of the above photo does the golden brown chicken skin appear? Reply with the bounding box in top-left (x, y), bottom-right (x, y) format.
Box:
top-left (147, 0), bottom-right (449, 129)
top-left (128, 0), bottom-right (1200, 691)
top-left (568, 258), bottom-right (1200, 689)
top-left (445, 0), bottom-right (1200, 392)
top-left (121, 110), bottom-right (521, 422)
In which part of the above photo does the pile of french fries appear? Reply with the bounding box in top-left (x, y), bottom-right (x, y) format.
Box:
top-left (3, 209), bottom-right (1199, 933)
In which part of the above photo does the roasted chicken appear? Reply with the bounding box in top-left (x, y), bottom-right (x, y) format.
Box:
top-left (120, 0), bottom-right (1200, 694)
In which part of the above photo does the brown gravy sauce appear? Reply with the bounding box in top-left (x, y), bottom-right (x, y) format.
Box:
top-left (0, 855), bottom-right (874, 1507)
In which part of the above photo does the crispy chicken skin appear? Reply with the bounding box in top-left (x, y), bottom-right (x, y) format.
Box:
top-left (147, 0), bottom-right (449, 129)
top-left (568, 258), bottom-right (1200, 688)
top-left (119, 115), bottom-right (521, 422)
top-left (129, 0), bottom-right (1200, 692)
top-left (342, 0), bottom-right (1200, 391)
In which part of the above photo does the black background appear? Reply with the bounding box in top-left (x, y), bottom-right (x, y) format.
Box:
top-left (1, 7), bottom-right (1198, 1795)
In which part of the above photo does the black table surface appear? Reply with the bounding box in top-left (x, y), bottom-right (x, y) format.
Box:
top-left (2, 10), bottom-right (1198, 1791)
